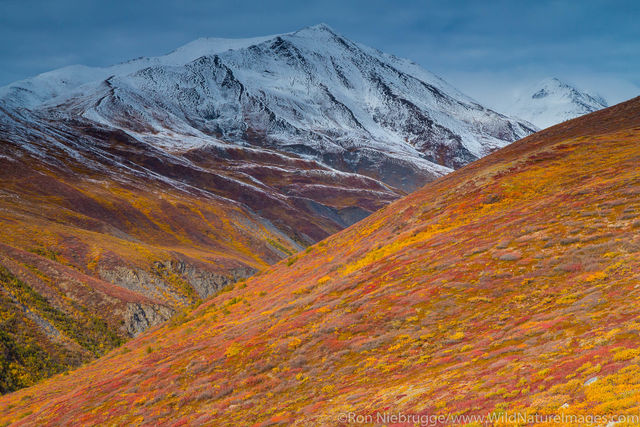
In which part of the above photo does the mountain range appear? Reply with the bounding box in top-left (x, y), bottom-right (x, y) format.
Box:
top-left (1, 24), bottom-right (536, 191)
top-left (509, 77), bottom-right (608, 129)
top-left (1, 94), bottom-right (638, 424)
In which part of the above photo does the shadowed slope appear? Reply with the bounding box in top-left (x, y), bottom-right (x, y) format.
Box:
top-left (1, 97), bottom-right (639, 424)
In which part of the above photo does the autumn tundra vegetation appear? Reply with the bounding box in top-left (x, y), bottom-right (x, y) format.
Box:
top-left (0, 95), bottom-right (638, 425)
top-left (0, 151), bottom-right (302, 394)
top-left (0, 117), bottom-right (398, 394)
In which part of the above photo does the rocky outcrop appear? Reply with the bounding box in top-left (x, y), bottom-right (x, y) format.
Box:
top-left (99, 266), bottom-right (188, 306)
top-left (99, 260), bottom-right (256, 305)
top-left (122, 302), bottom-right (175, 336)
top-left (162, 260), bottom-right (257, 299)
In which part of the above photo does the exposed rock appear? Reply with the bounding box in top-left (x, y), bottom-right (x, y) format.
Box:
top-left (123, 303), bottom-right (175, 336)
top-left (164, 260), bottom-right (256, 299)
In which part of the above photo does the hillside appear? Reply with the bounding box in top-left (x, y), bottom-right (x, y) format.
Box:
top-left (509, 77), bottom-right (608, 129)
top-left (0, 70), bottom-right (402, 395)
top-left (1, 96), bottom-right (638, 424)
top-left (0, 124), bottom-right (306, 393)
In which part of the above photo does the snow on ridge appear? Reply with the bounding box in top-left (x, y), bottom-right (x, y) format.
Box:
top-left (161, 34), bottom-right (281, 64)
top-left (0, 32), bottom-right (291, 109)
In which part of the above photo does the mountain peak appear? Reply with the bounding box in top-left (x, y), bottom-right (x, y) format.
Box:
top-left (531, 77), bottom-right (567, 98)
top-left (293, 23), bottom-right (338, 35)
top-left (542, 76), bottom-right (565, 86)
top-left (290, 23), bottom-right (344, 43)
top-left (509, 77), bottom-right (608, 129)
top-left (171, 24), bottom-right (338, 56)
top-left (302, 22), bottom-right (335, 32)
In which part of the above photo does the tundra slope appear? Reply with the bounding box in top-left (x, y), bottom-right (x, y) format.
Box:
top-left (0, 117), bottom-right (301, 393)
top-left (1, 97), bottom-right (639, 424)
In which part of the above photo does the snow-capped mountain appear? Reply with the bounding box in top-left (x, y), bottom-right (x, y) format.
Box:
top-left (1, 24), bottom-right (535, 192)
top-left (509, 77), bottom-right (608, 129)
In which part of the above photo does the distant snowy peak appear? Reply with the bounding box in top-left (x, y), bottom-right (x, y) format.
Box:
top-left (0, 23), bottom-right (535, 191)
top-left (510, 77), bottom-right (608, 129)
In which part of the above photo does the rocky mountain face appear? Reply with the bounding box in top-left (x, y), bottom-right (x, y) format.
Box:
top-left (0, 24), bottom-right (535, 393)
top-left (509, 77), bottom-right (608, 129)
top-left (1, 97), bottom-right (638, 424)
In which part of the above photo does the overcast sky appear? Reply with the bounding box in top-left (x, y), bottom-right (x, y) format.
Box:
top-left (1, 0), bottom-right (638, 111)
